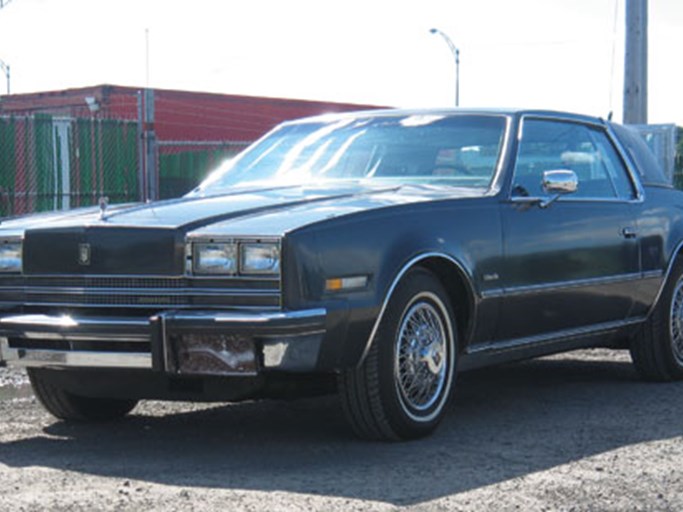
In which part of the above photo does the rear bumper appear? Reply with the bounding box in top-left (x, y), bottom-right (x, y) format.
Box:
top-left (0, 309), bottom-right (327, 374)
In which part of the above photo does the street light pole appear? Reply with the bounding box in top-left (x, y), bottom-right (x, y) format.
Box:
top-left (0, 59), bottom-right (9, 95)
top-left (430, 28), bottom-right (460, 107)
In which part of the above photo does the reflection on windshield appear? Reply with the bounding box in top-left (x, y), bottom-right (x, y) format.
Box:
top-left (193, 114), bottom-right (508, 195)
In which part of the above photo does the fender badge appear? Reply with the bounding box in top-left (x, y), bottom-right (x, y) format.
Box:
top-left (78, 243), bottom-right (91, 266)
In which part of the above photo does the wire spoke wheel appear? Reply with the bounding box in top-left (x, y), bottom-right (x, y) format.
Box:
top-left (395, 300), bottom-right (448, 414)
top-left (631, 260), bottom-right (683, 382)
top-left (669, 278), bottom-right (683, 365)
top-left (338, 268), bottom-right (458, 440)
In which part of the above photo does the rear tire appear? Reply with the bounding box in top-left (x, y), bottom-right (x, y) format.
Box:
top-left (630, 260), bottom-right (683, 381)
top-left (28, 368), bottom-right (138, 421)
top-left (339, 268), bottom-right (457, 441)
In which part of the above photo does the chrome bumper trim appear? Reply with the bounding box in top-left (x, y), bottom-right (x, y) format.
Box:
top-left (0, 338), bottom-right (153, 368)
top-left (0, 309), bottom-right (327, 372)
top-left (0, 314), bottom-right (150, 342)
top-left (164, 308), bottom-right (327, 333)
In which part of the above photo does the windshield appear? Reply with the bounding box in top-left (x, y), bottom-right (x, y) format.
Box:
top-left (193, 113), bottom-right (508, 194)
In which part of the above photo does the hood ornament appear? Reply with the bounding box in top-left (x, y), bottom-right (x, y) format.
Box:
top-left (98, 196), bottom-right (109, 220)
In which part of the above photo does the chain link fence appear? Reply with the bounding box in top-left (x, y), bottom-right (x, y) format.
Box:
top-left (631, 124), bottom-right (679, 185)
top-left (0, 114), bottom-right (255, 218)
top-left (0, 115), bottom-right (139, 218)
top-left (2, 110), bottom-right (682, 219)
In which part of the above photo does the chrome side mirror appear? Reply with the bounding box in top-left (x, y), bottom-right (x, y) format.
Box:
top-left (543, 170), bottom-right (578, 194)
top-left (540, 169), bottom-right (578, 208)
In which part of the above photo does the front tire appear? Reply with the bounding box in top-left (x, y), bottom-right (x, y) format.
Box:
top-left (339, 268), bottom-right (457, 441)
top-left (630, 260), bottom-right (683, 381)
top-left (28, 368), bottom-right (138, 421)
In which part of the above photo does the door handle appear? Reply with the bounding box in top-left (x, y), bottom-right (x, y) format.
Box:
top-left (621, 227), bottom-right (638, 239)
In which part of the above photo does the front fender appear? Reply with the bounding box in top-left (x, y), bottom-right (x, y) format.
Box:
top-left (283, 200), bottom-right (502, 369)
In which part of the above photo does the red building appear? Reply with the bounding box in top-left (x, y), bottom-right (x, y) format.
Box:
top-left (0, 84), bottom-right (381, 141)
top-left (0, 85), bottom-right (382, 213)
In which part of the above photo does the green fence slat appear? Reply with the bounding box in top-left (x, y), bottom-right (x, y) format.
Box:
top-left (158, 146), bottom-right (243, 199)
top-left (0, 115), bottom-right (258, 215)
top-left (0, 117), bottom-right (16, 216)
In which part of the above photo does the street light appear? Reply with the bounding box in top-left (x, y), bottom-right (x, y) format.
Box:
top-left (0, 59), bottom-right (9, 95)
top-left (429, 28), bottom-right (460, 107)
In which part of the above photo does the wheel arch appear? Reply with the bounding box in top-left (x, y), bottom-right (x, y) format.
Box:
top-left (648, 241), bottom-right (683, 318)
top-left (357, 252), bottom-right (476, 367)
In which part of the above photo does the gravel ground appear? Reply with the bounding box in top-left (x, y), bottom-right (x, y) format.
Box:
top-left (1, 349), bottom-right (682, 511)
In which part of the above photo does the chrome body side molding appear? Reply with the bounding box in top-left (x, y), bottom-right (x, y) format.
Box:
top-left (468, 317), bottom-right (644, 356)
top-left (480, 272), bottom-right (645, 300)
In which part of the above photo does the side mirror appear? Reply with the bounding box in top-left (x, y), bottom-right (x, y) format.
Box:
top-left (542, 169), bottom-right (578, 194)
top-left (540, 169), bottom-right (578, 208)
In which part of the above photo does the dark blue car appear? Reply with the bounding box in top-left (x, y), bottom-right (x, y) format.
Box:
top-left (0, 109), bottom-right (680, 440)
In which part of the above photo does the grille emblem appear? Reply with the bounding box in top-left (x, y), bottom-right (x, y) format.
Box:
top-left (78, 243), bottom-right (91, 266)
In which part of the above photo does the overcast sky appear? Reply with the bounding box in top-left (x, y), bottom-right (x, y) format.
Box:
top-left (0, 0), bottom-right (681, 125)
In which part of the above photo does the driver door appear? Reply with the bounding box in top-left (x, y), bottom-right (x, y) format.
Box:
top-left (496, 117), bottom-right (640, 342)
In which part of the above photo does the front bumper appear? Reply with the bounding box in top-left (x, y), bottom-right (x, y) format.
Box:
top-left (0, 309), bottom-right (327, 375)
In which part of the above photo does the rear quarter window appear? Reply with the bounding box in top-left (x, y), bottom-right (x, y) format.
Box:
top-left (610, 123), bottom-right (670, 187)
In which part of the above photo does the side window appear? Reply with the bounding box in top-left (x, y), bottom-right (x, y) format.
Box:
top-left (512, 119), bottom-right (635, 200)
top-left (587, 129), bottom-right (635, 199)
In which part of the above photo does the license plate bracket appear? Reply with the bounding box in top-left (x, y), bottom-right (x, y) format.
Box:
top-left (168, 333), bottom-right (258, 376)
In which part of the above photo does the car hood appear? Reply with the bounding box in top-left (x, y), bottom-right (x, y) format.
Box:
top-left (1, 183), bottom-right (486, 236)
top-left (1, 183), bottom-right (486, 275)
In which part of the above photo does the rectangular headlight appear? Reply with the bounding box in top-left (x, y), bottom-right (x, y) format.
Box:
top-left (0, 242), bottom-right (22, 273)
top-left (193, 243), bottom-right (237, 275)
top-left (240, 243), bottom-right (280, 275)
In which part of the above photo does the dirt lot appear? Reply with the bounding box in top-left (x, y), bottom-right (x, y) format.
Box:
top-left (1, 349), bottom-right (682, 511)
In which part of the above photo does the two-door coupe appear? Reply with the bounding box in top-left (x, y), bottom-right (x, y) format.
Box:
top-left (1, 109), bottom-right (682, 441)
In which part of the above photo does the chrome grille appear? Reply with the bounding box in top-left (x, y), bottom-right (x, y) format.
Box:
top-left (0, 275), bottom-right (281, 309)
top-left (29, 277), bottom-right (187, 289)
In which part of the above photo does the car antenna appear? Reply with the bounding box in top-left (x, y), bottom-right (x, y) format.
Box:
top-left (607, 111), bottom-right (613, 121)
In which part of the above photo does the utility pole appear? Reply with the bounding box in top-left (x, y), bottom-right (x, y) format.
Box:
top-left (623, 0), bottom-right (648, 124)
